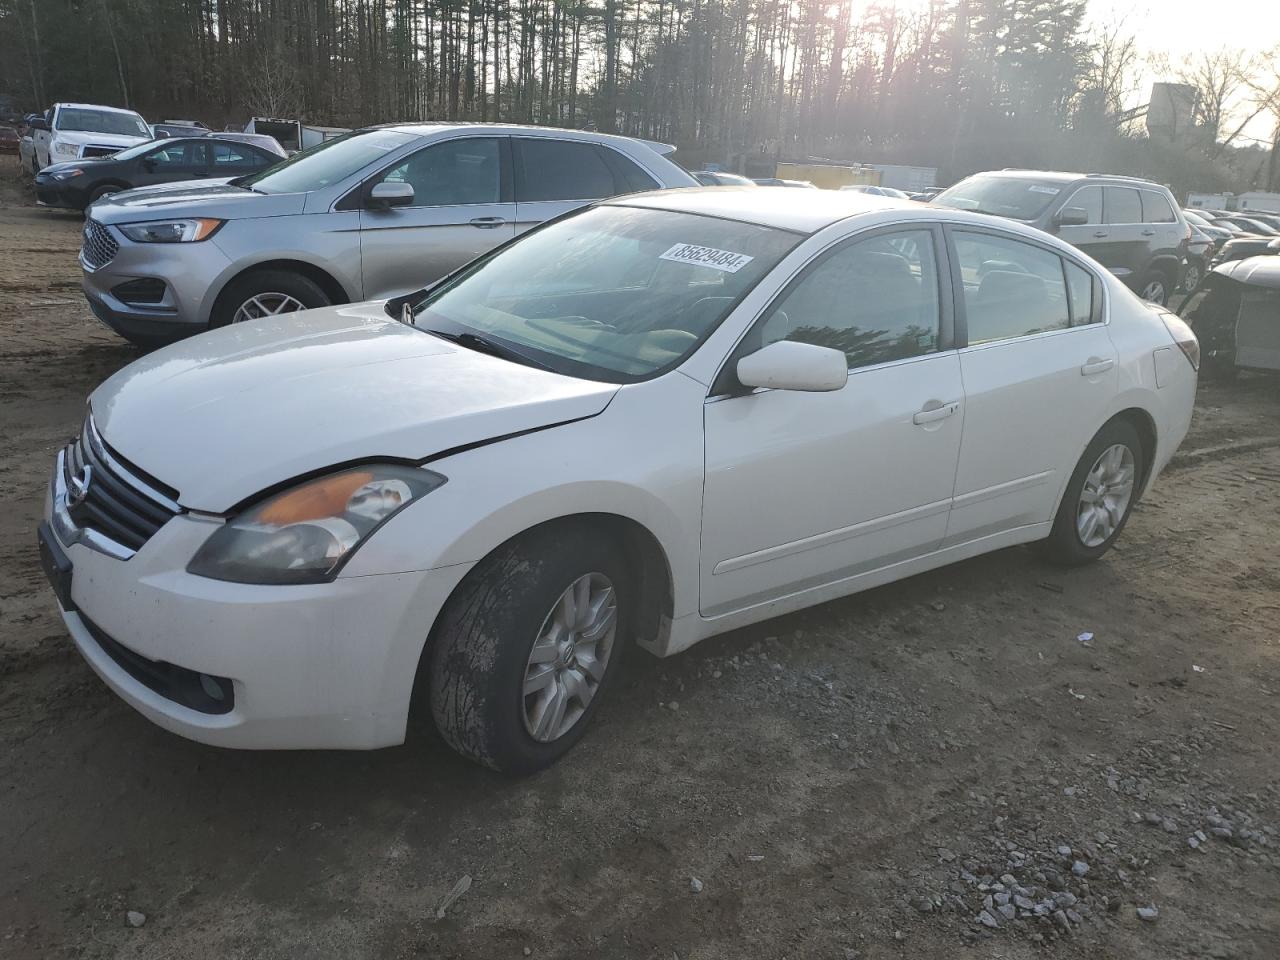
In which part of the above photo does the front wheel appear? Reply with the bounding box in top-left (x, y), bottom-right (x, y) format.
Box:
top-left (1036, 420), bottom-right (1144, 566)
top-left (210, 269), bottom-right (331, 328)
top-left (1181, 260), bottom-right (1202, 293)
top-left (428, 527), bottom-right (630, 774)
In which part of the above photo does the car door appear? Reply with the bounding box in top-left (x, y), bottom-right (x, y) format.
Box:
top-left (512, 137), bottom-right (626, 236)
top-left (700, 225), bottom-right (965, 617)
top-left (942, 226), bottom-right (1117, 546)
top-left (134, 140), bottom-right (209, 187)
top-left (358, 135), bottom-right (515, 298)
top-left (1055, 184), bottom-right (1113, 265)
top-left (208, 140), bottom-right (263, 178)
top-left (1102, 186), bottom-right (1146, 289)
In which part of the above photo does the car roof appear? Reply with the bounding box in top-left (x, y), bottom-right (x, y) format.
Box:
top-left (1216, 256), bottom-right (1280, 290)
top-left (971, 169), bottom-right (1167, 190)
top-left (365, 122), bottom-right (676, 155)
top-left (607, 186), bottom-right (918, 233)
top-left (56, 102), bottom-right (143, 116)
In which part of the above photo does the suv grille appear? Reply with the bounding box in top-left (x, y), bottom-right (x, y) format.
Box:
top-left (63, 418), bottom-right (179, 552)
top-left (81, 145), bottom-right (118, 158)
top-left (81, 220), bottom-right (118, 269)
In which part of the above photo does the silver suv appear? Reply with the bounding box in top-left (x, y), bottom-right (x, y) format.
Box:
top-left (79, 124), bottom-right (697, 345)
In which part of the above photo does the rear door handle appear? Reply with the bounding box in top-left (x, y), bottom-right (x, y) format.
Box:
top-left (1141, 228), bottom-right (1156, 236)
top-left (469, 217), bottom-right (506, 229)
top-left (1092, 231), bottom-right (1108, 238)
top-left (912, 400), bottom-right (960, 425)
top-left (1080, 356), bottom-right (1114, 376)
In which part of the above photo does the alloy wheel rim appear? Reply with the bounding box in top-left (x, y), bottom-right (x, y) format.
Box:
top-left (1141, 279), bottom-right (1166, 303)
top-left (1076, 443), bottom-right (1136, 548)
top-left (232, 292), bottom-right (306, 323)
top-left (1184, 265), bottom-right (1200, 290)
top-left (522, 572), bottom-right (617, 743)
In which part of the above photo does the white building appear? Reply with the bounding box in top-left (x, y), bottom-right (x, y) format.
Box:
top-left (1236, 192), bottom-right (1280, 214)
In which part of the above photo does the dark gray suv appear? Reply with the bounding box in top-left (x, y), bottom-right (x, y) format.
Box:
top-left (932, 171), bottom-right (1190, 304)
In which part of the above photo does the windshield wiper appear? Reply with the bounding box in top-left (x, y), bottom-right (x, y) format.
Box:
top-left (423, 328), bottom-right (555, 372)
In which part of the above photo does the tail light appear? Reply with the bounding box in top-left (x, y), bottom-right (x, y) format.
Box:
top-left (1183, 220), bottom-right (1193, 242)
top-left (1160, 312), bottom-right (1200, 370)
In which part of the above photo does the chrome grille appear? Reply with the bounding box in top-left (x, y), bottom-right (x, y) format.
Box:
top-left (81, 220), bottom-right (118, 270)
top-left (63, 418), bottom-right (179, 552)
top-left (81, 145), bottom-right (118, 158)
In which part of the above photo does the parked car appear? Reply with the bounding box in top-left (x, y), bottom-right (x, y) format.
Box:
top-left (205, 131), bottom-right (287, 158)
top-left (691, 170), bottom-right (756, 186)
top-left (1214, 216), bottom-right (1279, 237)
top-left (1182, 209), bottom-right (1234, 245)
top-left (932, 171), bottom-right (1190, 304)
top-left (839, 184), bottom-right (910, 198)
top-left (1212, 235), bottom-right (1280, 267)
top-left (28, 103), bottom-right (153, 172)
top-left (752, 178), bottom-right (818, 188)
top-left (78, 124), bottom-right (696, 346)
top-left (35, 136), bottom-right (285, 211)
top-left (1183, 224), bottom-right (1218, 291)
top-left (38, 189), bottom-right (1198, 773)
top-left (153, 120), bottom-right (211, 139)
top-left (1182, 256), bottom-right (1280, 379)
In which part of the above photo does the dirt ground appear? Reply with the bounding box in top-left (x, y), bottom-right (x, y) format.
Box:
top-left (1, 163), bottom-right (1278, 960)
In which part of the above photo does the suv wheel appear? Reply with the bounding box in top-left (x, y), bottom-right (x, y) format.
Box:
top-left (211, 269), bottom-right (331, 327)
top-left (1138, 271), bottom-right (1170, 305)
top-left (1181, 261), bottom-right (1202, 293)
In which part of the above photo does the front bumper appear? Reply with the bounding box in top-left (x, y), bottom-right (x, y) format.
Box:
top-left (41, 465), bottom-right (470, 750)
top-left (34, 176), bottom-right (86, 209)
top-left (80, 224), bottom-right (232, 344)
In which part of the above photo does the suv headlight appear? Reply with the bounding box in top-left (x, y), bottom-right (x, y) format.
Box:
top-left (188, 464), bottom-right (446, 584)
top-left (51, 139), bottom-right (79, 156)
top-left (118, 218), bottom-right (224, 243)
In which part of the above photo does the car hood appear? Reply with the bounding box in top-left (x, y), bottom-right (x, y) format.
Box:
top-left (89, 302), bottom-right (620, 512)
top-left (89, 182), bottom-right (302, 222)
top-left (53, 130), bottom-right (148, 151)
top-left (38, 157), bottom-right (110, 175)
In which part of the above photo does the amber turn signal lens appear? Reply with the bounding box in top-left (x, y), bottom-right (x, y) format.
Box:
top-left (257, 471), bottom-right (374, 524)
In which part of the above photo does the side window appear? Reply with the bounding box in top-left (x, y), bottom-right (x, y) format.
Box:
top-left (211, 142), bottom-right (252, 166)
top-left (516, 139), bottom-right (617, 202)
top-left (755, 229), bottom-right (941, 369)
top-left (376, 137), bottom-right (501, 206)
top-left (1065, 185), bottom-right (1103, 224)
top-left (1064, 261), bottom-right (1096, 325)
top-left (954, 231), bottom-right (1070, 343)
top-left (1141, 190), bottom-right (1176, 223)
top-left (1104, 187), bottom-right (1142, 224)
top-left (145, 141), bottom-right (205, 167)
top-left (600, 147), bottom-right (659, 193)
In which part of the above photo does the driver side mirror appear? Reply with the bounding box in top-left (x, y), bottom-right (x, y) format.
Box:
top-left (369, 181), bottom-right (414, 210)
top-left (28, 117), bottom-right (49, 131)
top-left (1054, 206), bottom-right (1089, 227)
top-left (736, 341), bottom-right (848, 393)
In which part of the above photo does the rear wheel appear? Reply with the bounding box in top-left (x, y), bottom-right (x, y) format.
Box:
top-left (1036, 420), bottom-right (1144, 566)
top-left (1138, 270), bottom-right (1170, 305)
top-left (211, 269), bottom-right (330, 328)
top-left (428, 527), bottom-right (629, 775)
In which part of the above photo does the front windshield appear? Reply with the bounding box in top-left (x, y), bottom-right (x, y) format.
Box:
top-left (933, 175), bottom-right (1064, 220)
top-left (236, 129), bottom-right (414, 194)
top-left (57, 108), bottom-right (150, 138)
top-left (414, 205), bottom-right (800, 382)
top-left (106, 139), bottom-right (169, 161)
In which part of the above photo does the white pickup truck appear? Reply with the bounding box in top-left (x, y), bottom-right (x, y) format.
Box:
top-left (30, 102), bottom-right (152, 172)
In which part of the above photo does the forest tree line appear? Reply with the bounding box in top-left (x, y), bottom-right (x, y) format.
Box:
top-left (3, 0), bottom-right (1279, 190)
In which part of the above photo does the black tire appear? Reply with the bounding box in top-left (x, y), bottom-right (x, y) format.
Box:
top-left (428, 526), bottom-right (631, 775)
top-left (1137, 269), bottom-right (1170, 305)
top-left (1180, 260), bottom-right (1202, 293)
top-left (210, 269), bottom-right (331, 328)
top-left (86, 184), bottom-right (121, 207)
top-left (1036, 419), bottom-right (1145, 566)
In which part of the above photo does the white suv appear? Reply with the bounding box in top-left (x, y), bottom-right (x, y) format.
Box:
top-left (30, 102), bottom-right (153, 171)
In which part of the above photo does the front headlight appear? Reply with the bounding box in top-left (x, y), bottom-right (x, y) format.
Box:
top-left (51, 140), bottom-right (79, 156)
top-left (118, 218), bottom-right (224, 243)
top-left (188, 464), bottom-right (446, 584)
top-left (52, 168), bottom-right (84, 180)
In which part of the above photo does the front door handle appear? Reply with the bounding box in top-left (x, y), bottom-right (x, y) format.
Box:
top-left (1092, 231), bottom-right (1108, 238)
top-left (1080, 356), bottom-right (1114, 376)
top-left (912, 400), bottom-right (960, 425)
top-left (1141, 228), bottom-right (1156, 237)
top-left (469, 217), bottom-right (506, 229)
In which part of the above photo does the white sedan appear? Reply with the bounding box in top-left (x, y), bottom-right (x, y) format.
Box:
top-left (39, 189), bottom-right (1199, 773)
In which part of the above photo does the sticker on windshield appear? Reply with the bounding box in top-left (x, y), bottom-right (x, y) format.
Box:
top-left (659, 243), bottom-right (755, 273)
top-left (1028, 185), bottom-right (1061, 195)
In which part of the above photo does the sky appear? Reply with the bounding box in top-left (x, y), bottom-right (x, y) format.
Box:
top-left (1087, 0), bottom-right (1280, 142)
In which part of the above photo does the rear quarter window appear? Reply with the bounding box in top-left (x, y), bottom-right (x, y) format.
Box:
top-left (1141, 191), bottom-right (1177, 224)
